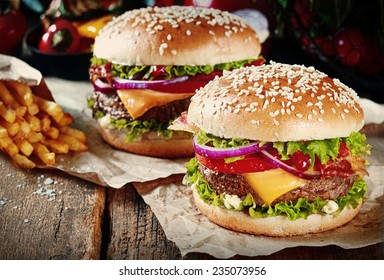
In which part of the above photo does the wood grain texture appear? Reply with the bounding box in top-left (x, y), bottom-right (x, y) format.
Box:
top-left (1, 151), bottom-right (383, 259)
top-left (104, 184), bottom-right (183, 259)
top-left (0, 153), bottom-right (105, 260)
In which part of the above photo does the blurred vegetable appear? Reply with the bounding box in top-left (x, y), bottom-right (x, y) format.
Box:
top-left (38, 18), bottom-right (80, 53)
top-left (0, 1), bottom-right (27, 54)
top-left (272, 0), bottom-right (384, 74)
top-left (74, 14), bottom-right (114, 39)
top-left (182, 0), bottom-right (258, 11)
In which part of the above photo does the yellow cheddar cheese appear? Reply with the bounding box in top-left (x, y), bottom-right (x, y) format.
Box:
top-left (117, 89), bottom-right (194, 119)
top-left (244, 168), bottom-right (308, 205)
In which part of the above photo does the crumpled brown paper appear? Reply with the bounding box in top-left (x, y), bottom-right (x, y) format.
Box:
top-left (134, 137), bottom-right (384, 258)
top-left (0, 54), bottom-right (42, 86)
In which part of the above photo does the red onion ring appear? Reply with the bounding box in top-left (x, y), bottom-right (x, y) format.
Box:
top-left (259, 150), bottom-right (321, 179)
top-left (92, 79), bottom-right (115, 93)
top-left (112, 76), bottom-right (189, 89)
top-left (193, 136), bottom-right (270, 159)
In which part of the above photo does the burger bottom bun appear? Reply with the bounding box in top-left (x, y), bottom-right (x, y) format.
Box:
top-left (192, 189), bottom-right (362, 237)
top-left (99, 125), bottom-right (194, 158)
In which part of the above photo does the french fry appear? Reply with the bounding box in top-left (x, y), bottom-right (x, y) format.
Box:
top-left (44, 139), bottom-right (69, 154)
top-left (4, 80), bottom-right (34, 106)
top-left (0, 80), bottom-right (88, 169)
top-left (32, 142), bottom-right (55, 165)
top-left (60, 126), bottom-right (87, 143)
top-left (11, 153), bottom-right (36, 169)
top-left (15, 117), bottom-right (31, 136)
top-left (33, 95), bottom-right (64, 123)
top-left (0, 134), bottom-right (19, 156)
top-left (0, 101), bottom-right (16, 123)
top-left (15, 106), bottom-right (27, 117)
top-left (0, 126), bottom-right (8, 138)
top-left (0, 82), bottom-right (27, 117)
top-left (58, 134), bottom-right (88, 152)
top-left (39, 113), bottom-right (51, 132)
top-left (56, 112), bottom-right (74, 127)
top-left (27, 131), bottom-right (44, 143)
top-left (0, 118), bottom-right (20, 136)
top-left (5, 81), bottom-right (40, 116)
top-left (44, 126), bottom-right (59, 139)
top-left (14, 138), bottom-right (34, 157)
top-left (0, 81), bottom-right (21, 108)
top-left (24, 113), bottom-right (41, 132)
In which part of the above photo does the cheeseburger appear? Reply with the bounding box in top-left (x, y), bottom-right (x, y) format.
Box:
top-left (177, 62), bottom-right (371, 236)
top-left (88, 5), bottom-right (263, 157)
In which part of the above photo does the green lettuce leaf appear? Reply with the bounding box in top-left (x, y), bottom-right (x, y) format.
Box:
top-left (184, 157), bottom-right (367, 221)
top-left (345, 131), bottom-right (371, 156)
top-left (194, 129), bottom-right (370, 167)
top-left (87, 97), bottom-right (174, 142)
top-left (91, 56), bottom-right (258, 80)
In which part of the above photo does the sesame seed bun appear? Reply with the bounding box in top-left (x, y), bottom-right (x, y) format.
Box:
top-left (93, 5), bottom-right (261, 66)
top-left (192, 188), bottom-right (363, 237)
top-left (187, 62), bottom-right (364, 142)
top-left (98, 124), bottom-right (194, 158)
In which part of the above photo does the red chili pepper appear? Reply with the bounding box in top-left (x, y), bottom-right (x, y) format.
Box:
top-left (0, 4), bottom-right (27, 54)
top-left (38, 19), bottom-right (80, 54)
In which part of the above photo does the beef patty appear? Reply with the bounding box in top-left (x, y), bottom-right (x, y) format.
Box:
top-left (91, 91), bottom-right (191, 122)
top-left (198, 164), bottom-right (355, 206)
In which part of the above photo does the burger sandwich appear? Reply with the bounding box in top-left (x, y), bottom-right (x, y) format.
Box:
top-left (176, 62), bottom-right (371, 236)
top-left (88, 5), bottom-right (263, 157)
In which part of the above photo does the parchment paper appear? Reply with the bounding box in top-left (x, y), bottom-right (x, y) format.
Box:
top-left (135, 137), bottom-right (384, 258)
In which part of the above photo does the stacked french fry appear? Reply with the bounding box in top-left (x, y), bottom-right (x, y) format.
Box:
top-left (0, 80), bottom-right (88, 169)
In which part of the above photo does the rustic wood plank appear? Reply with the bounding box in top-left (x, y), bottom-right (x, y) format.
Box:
top-left (105, 183), bottom-right (185, 259)
top-left (0, 153), bottom-right (105, 260)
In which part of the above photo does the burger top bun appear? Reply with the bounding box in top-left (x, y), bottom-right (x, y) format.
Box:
top-left (93, 6), bottom-right (261, 66)
top-left (187, 62), bottom-right (364, 141)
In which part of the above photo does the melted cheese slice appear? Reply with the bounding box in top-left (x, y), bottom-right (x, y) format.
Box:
top-left (244, 168), bottom-right (308, 205)
top-left (117, 89), bottom-right (194, 119)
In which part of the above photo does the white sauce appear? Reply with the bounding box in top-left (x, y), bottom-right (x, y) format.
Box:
top-left (223, 194), bottom-right (242, 210)
top-left (99, 115), bottom-right (111, 128)
top-left (322, 200), bottom-right (339, 214)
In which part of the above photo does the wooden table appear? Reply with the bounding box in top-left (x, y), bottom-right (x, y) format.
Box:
top-left (1, 149), bottom-right (383, 260)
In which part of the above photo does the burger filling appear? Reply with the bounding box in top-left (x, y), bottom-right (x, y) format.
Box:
top-left (88, 57), bottom-right (264, 142)
top-left (184, 130), bottom-right (370, 220)
top-left (88, 91), bottom-right (190, 141)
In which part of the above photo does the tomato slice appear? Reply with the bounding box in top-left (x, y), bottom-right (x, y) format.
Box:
top-left (195, 153), bottom-right (274, 174)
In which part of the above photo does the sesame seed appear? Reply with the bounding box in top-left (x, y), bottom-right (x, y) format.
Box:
top-left (273, 119), bottom-right (279, 126)
top-left (274, 131), bottom-right (279, 139)
top-left (250, 120), bottom-right (259, 125)
top-left (186, 29), bottom-right (192, 36)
